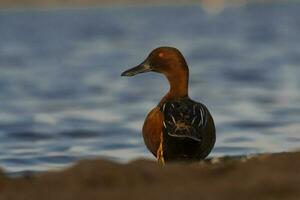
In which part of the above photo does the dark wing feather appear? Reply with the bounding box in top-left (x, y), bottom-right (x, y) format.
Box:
top-left (160, 98), bottom-right (208, 142)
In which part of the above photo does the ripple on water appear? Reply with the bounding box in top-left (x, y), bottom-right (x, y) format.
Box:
top-left (7, 131), bottom-right (54, 141)
top-left (60, 130), bottom-right (100, 139)
top-left (100, 142), bottom-right (141, 150)
top-left (35, 155), bottom-right (77, 164)
top-left (213, 146), bottom-right (259, 155)
top-left (223, 136), bottom-right (254, 143)
top-left (285, 137), bottom-right (300, 143)
top-left (230, 120), bottom-right (285, 129)
top-left (0, 158), bottom-right (38, 165)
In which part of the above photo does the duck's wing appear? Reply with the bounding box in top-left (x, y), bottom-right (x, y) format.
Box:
top-left (160, 99), bottom-right (208, 142)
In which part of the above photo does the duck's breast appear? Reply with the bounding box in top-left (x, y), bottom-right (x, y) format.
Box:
top-left (142, 107), bottom-right (163, 157)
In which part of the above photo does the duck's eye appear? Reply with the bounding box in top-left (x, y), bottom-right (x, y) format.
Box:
top-left (158, 52), bottom-right (164, 58)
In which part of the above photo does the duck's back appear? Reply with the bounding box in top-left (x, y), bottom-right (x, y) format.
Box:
top-left (160, 97), bottom-right (216, 161)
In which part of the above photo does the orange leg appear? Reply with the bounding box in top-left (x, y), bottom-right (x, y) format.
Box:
top-left (156, 132), bottom-right (165, 165)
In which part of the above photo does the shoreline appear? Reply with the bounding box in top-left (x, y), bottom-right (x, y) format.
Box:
top-left (1, 151), bottom-right (300, 200)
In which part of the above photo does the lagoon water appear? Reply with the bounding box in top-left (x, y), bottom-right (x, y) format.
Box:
top-left (0, 3), bottom-right (300, 173)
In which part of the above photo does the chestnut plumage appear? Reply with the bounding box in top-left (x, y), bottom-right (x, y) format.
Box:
top-left (122, 47), bottom-right (216, 163)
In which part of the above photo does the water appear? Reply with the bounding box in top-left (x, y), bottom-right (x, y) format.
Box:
top-left (0, 3), bottom-right (300, 173)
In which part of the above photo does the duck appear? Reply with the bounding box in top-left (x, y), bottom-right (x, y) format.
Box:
top-left (121, 46), bottom-right (216, 164)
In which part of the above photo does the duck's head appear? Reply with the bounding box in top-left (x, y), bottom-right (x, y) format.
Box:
top-left (121, 46), bottom-right (188, 78)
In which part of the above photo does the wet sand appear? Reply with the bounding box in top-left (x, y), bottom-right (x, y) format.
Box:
top-left (0, 151), bottom-right (299, 200)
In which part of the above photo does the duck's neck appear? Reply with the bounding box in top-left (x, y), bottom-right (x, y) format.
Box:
top-left (167, 71), bottom-right (189, 98)
top-left (159, 69), bottom-right (189, 106)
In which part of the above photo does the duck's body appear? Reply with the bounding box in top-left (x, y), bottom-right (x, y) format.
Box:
top-left (122, 47), bottom-right (216, 163)
top-left (143, 96), bottom-right (215, 162)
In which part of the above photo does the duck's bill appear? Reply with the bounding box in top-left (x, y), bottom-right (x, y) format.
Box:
top-left (121, 62), bottom-right (152, 76)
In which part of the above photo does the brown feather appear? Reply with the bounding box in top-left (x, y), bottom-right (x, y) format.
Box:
top-left (142, 107), bottom-right (164, 157)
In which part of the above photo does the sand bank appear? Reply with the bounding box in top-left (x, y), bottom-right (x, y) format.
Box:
top-left (0, 151), bottom-right (299, 200)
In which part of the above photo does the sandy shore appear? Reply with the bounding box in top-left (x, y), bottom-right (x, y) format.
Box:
top-left (0, 151), bottom-right (299, 200)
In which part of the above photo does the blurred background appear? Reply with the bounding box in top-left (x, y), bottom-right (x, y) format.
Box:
top-left (0, 0), bottom-right (300, 173)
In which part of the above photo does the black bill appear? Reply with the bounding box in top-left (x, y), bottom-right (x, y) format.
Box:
top-left (121, 62), bottom-right (152, 77)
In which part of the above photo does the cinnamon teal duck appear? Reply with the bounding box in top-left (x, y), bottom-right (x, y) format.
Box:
top-left (121, 47), bottom-right (216, 164)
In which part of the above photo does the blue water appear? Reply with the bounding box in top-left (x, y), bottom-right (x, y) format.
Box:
top-left (0, 4), bottom-right (300, 173)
